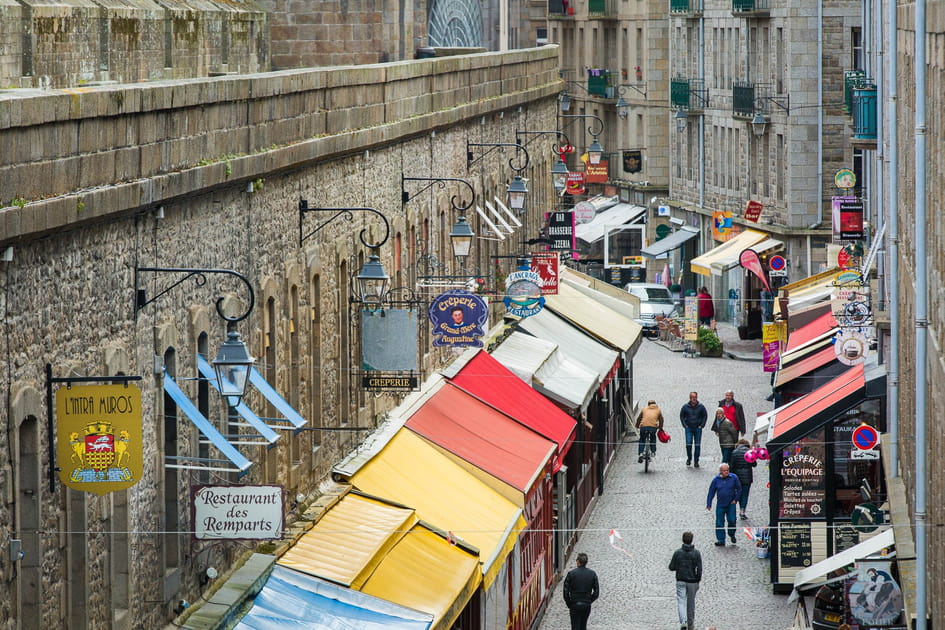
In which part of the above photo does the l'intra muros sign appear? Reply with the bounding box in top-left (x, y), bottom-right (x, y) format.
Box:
top-left (192, 485), bottom-right (284, 540)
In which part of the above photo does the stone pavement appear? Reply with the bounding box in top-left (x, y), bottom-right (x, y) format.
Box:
top-left (536, 337), bottom-right (793, 630)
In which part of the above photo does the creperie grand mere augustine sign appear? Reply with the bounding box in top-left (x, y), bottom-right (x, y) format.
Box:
top-left (192, 485), bottom-right (284, 540)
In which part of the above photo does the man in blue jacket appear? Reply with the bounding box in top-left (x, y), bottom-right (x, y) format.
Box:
top-left (706, 463), bottom-right (742, 546)
top-left (679, 391), bottom-right (708, 467)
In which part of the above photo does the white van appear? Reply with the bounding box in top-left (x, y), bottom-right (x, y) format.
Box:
top-left (624, 283), bottom-right (679, 336)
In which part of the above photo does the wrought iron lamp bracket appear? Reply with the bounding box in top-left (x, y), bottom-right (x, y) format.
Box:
top-left (515, 129), bottom-right (572, 155)
top-left (401, 175), bottom-right (475, 212)
top-left (298, 199), bottom-right (390, 249)
top-left (559, 114), bottom-right (605, 138)
top-left (466, 142), bottom-right (530, 172)
top-left (134, 267), bottom-right (255, 323)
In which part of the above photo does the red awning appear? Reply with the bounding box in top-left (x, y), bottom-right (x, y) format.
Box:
top-left (770, 364), bottom-right (865, 441)
top-left (447, 351), bottom-right (577, 472)
top-left (405, 383), bottom-right (556, 494)
top-left (783, 310), bottom-right (838, 353)
top-left (774, 343), bottom-right (847, 388)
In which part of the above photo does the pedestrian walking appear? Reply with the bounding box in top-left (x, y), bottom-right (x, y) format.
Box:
top-left (714, 408), bottom-right (738, 464)
top-left (717, 389), bottom-right (747, 435)
top-left (706, 463), bottom-right (742, 546)
top-left (635, 399), bottom-right (664, 463)
top-left (668, 531), bottom-right (702, 630)
top-left (697, 287), bottom-right (714, 327)
top-left (563, 552), bottom-right (599, 630)
top-left (679, 392), bottom-right (707, 468)
top-left (729, 439), bottom-right (757, 519)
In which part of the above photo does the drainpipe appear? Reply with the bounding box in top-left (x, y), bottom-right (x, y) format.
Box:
top-left (813, 0), bottom-right (823, 277)
top-left (699, 17), bottom-right (709, 208)
top-left (887, 0), bottom-right (899, 479)
top-left (873, 0), bottom-right (883, 299)
top-left (913, 0), bottom-right (928, 626)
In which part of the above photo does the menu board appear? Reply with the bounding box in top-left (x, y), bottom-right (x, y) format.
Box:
top-left (834, 524), bottom-right (860, 553)
top-left (779, 432), bottom-right (827, 518)
top-left (779, 522), bottom-right (812, 569)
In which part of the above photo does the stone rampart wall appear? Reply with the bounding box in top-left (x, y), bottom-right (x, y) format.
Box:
top-left (0, 0), bottom-right (267, 89)
top-left (0, 46), bottom-right (562, 629)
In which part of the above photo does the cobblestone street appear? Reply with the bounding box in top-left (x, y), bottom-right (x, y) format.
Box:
top-left (537, 334), bottom-right (796, 630)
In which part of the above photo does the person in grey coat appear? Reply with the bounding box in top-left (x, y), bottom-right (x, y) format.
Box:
top-left (669, 531), bottom-right (703, 630)
top-left (713, 408), bottom-right (739, 464)
top-left (729, 439), bottom-right (757, 519)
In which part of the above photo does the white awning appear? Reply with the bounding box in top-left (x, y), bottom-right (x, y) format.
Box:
top-left (489, 331), bottom-right (597, 412)
top-left (575, 203), bottom-right (646, 244)
top-left (792, 528), bottom-right (895, 593)
top-left (517, 308), bottom-right (619, 383)
top-left (641, 226), bottom-right (700, 258)
top-left (690, 229), bottom-right (782, 276)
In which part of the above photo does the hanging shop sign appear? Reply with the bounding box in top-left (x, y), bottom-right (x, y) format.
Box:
top-left (585, 159), bottom-right (609, 184)
top-left (429, 290), bottom-right (489, 347)
top-left (622, 149), bottom-right (642, 174)
top-left (849, 560), bottom-right (904, 626)
top-left (834, 168), bottom-right (856, 190)
top-left (57, 384), bottom-right (143, 495)
top-left (779, 448), bottom-right (826, 518)
top-left (833, 329), bottom-right (870, 366)
top-left (744, 199), bottom-right (764, 222)
top-left (832, 196), bottom-right (864, 240)
top-left (530, 252), bottom-right (560, 295)
top-left (192, 485), bottom-right (284, 540)
top-left (546, 211), bottom-right (576, 252)
top-left (762, 323), bottom-right (781, 373)
top-left (360, 307), bottom-right (420, 390)
top-left (504, 268), bottom-right (545, 319)
top-left (836, 241), bottom-right (864, 270)
top-left (565, 172), bottom-right (586, 195)
top-left (712, 210), bottom-right (733, 241)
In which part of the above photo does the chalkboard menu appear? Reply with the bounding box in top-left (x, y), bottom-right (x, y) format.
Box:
top-left (834, 524), bottom-right (860, 553)
top-left (779, 432), bottom-right (827, 518)
top-left (780, 522), bottom-right (813, 569)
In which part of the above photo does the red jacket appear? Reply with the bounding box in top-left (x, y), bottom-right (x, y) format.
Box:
top-left (697, 291), bottom-right (714, 319)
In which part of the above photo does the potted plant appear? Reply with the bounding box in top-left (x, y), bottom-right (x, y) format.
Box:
top-left (695, 326), bottom-right (723, 357)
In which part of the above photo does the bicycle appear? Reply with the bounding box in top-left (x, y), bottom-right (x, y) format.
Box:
top-left (641, 442), bottom-right (654, 472)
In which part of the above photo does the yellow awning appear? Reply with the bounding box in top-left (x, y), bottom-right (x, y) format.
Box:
top-left (544, 281), bottom-right (642, 351)
top-left (690, 229), bottom-right (771, 276)
top-left (346, 429), bottom-right (525, 590)
top-left (278, 493), bottom-right (417, 589)
top-left (363, 524), bottom-right (481, 630)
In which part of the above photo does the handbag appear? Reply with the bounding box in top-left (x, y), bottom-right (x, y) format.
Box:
top-left (657, 428), bottom-right (671, 443)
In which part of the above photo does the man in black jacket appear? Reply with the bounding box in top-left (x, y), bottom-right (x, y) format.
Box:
top-left (668, 531), bottom-right (703, 630)
top-left (563, 552), bottom-right (599, 630)
top-left (680, 391), bottom-right (708, 467)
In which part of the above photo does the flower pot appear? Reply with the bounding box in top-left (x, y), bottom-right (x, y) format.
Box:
top-left (695, 341), bottom-right (723, 357)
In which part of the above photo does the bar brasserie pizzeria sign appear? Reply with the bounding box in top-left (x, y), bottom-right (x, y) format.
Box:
top-left (192, 485), bottom-right (284, 540)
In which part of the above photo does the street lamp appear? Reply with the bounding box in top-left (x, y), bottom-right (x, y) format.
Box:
top-left (616, 95), bottom-right (629, 119)
top-left (587, 137), bottom-right (604, 165)
top-left (355, 252), bottom-right (391, 305)
top-left (560, 91), bottom-right (572, 112)
top-left (134, 267), bottom-right (256, 405)
top-left (449, 215), bottom-right (475, 260)
top-left (467, 141), bottom-right (531, 212)
top-left (751, 111), bottom-right (768, 137)
top-left (674, 106), bottom-right (688, 133)
top-left (507, 175), bottom-right (529, 212)
top-left (551, 156), bottom-right (570, 192)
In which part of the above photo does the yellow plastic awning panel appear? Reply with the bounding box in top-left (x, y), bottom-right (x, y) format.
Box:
top-left (363, 525), bottom-right (482, 630)
top-left (278, 493), bottom-right (417, 589)
top-left (690, 229), bottom-right (769, 276)
top-left (348, 429), bottom-right (524, 589)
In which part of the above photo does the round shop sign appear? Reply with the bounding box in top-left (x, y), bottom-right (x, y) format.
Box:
top-left (833, 330), bottom-right (869, 366)
top-left (835, 168), bottom-right (856, 190)
top-left (428, 290), bottom-right (489, 348)
top-left (573, 201), bottom-right (596, 224)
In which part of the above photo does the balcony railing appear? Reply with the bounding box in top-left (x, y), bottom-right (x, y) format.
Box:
top-left (732, 0), bottom-right (769, 14)
top-left (732, 82), bottom-right (755, 117)
top-left (671, 78), bottom-right (708, 111)
top-left (852, 84), bottom-right (877, 140)
top-left (844, 70), bottom-right (868, 113)
top-left (588, 0), bottom-right (618, 17)
top-left (587, 69), bottom-right (615, 98)
top-left (670, 0), bottom-right (703, 14)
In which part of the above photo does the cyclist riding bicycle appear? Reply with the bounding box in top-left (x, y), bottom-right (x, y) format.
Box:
top-left (635, 400), bottom-right (664, 463)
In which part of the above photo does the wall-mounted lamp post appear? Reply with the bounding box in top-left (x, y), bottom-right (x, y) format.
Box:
top-left (751, 92), bottom-right (790, 137)
top-left (559, 114), bottom-right (605, 164)
top-left (674, 106), bottom-right (688, 133)
top-left (551, 155), bottom-right (570, 193)
top-left (751, 111), bottom-right (768, 137)
top-left (298, 200), bottom-right (392, 305)
top-left (134, 267), bottom-right (256, 405)
top-left (615, 83), bottom-right (648, 119)
top-left (449, 215), bottom-right (475, 261)
top-left (515, 129), bottom-right (572, 194)
top-left (467, 141), bottom-right (531, 213)
top-left (560, 91), bottom-right (572, 112)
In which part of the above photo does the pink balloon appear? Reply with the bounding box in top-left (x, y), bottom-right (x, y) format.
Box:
top-left (757, 447), bottom-right (770, 460)
top-left (744, 450), bottom-right (757, 463)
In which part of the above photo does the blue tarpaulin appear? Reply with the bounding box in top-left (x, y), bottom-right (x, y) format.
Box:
top-left (234, 565), bottom-right (433, 630)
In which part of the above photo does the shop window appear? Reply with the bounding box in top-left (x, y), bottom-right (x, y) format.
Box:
top-left (830, 400), bottom-right (883, 518)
